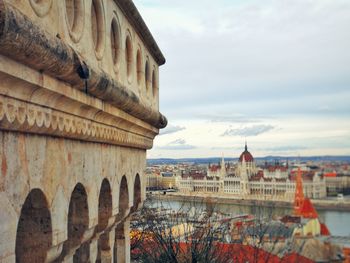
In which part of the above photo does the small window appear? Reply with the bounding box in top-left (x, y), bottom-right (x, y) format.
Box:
top-left (91, 0), bottom-right (105, 58)
top-left (145, 59), bottom-right (150, 90)
top-left (136, 49), bottom-right (142, 85)
top-left (152, 69), bottom-right (157, 96)
top-left (111, 17), bottom-right (120, 66)
top-left (65, 0), bottom-right (84, 42)
top-left (125, 36), bottom-right (133, 80)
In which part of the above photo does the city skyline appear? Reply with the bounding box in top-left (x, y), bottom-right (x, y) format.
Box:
top-left (134, 0), bottom-right (350, 158)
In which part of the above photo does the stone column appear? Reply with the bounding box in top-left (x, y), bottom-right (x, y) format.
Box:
top-left (98, 232), bottom-right (112, 263)
top-left (114, 219), bottom-right (130, 263)
top-left (97, 228), bottom-right (116, 263)
top-left (90, 239), bottom-right (98, 263)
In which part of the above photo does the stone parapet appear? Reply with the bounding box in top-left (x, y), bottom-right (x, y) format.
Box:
top-left (114, 0), bottom-right (165, 65)
top-left (0, 0), bottom-right (167, 131)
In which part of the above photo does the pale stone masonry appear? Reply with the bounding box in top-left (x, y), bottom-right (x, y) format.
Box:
top-left (0, 0), bottom-right (166, 262)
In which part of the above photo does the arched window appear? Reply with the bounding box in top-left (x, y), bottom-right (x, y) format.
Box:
top-left (152, 69), bottom-right (157, 97)
top-left (91, 0), bottom-right (105, 58)
top-left (145, 59), bottom-right (150, 90)
top-left (136, 49), bottom-right (142, 85)
top-left (16, 189), bottom-right (52, 263)
top-left (111, 16), bottom-right (120, 67)
top-left (125, 36), bottom-right (133, 80)
top-left (63, 183), bottom-right (90, 262)
top-left (65, 0), bottom-right (85, 42)
top-left (96, 179), bottom-right (112, 262)
top-left (132, 174), bottom-right (141, 211)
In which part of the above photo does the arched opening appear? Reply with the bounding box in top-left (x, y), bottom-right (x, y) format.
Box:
top-left (97, 179), bottom-right (112, 230)
top-left (96, 179), bottom-right (112, 262)
top-left (65, 183), bottom-right (90, 262)
top-left (132, 174), bottom-right (141, 212)
top-left (152, 69), bottom-right (157, 97)
top-left (125, 36), bottom-right (133, 80)
top-left (119, 176), bottom-right (129, 218)
top-left (145, 59), bottom-right (150, 91)
top-left (65, 0), bottom-right (84, 42)
top-left (111, 16), bottom-right (120, 67)
top-left (136, 49), bottom-right (142, 85)
top-left (91, 0), bottom-right (105, 58)
top-left (16, 189), bottom-right (52, 263)
top-left (114, 176), bottom-right (129, 262)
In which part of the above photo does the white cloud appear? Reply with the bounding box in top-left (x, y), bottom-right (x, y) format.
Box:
top-left (157, 138), bottom-right (196, 150)
top-left (134, 0), bottom-right (350, 157)
top-left (159, 125), bottom-right (186, 135)
top-left (222, 125), bottom-right (275, 137)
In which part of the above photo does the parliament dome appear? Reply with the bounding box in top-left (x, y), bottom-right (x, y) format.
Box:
top-left (239, 143), bottom-right (254, 162)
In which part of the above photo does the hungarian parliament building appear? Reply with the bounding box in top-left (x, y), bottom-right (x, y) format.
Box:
top-left (176, 144), bottom-right (327, 201)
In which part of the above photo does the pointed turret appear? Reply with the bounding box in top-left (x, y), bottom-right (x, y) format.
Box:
top-left (220, 154), bottom-right (226, 178)
top-left (221, 154), bottom-right (225, 167)
top-left (294, 167), bottom-right (305, 216)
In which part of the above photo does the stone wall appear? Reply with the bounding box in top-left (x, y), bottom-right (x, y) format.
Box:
top-left (0, 0), bottom-right (165, 262)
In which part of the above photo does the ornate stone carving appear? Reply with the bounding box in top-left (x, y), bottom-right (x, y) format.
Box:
top-left (0, 1), bottom-right (167, 129)
top-left (0, 95), bottom-right (153, 149)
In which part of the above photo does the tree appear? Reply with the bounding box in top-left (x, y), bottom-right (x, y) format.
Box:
top-left (130, 195), bottom-right (331, 263)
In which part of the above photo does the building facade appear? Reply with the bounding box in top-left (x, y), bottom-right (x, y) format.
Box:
top-left (0, 0), bottom-right (165, 262)
top-left (177, 144), bottom-right (327, 201)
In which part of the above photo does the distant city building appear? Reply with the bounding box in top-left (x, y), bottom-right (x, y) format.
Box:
top-left (146, 168), bottom-right (177, 190)
top-left (176, 143), bottom-right (327, 201)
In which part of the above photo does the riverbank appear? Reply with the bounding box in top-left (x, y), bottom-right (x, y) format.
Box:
top-left (148, 192), bottom-right (350, 211)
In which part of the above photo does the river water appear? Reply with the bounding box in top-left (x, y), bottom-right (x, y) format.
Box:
top-left (147, 197), bottom-right (350, 236)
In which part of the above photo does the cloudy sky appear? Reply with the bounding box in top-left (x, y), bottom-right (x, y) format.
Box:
top-left (133, 0), bottom-right (350, 158)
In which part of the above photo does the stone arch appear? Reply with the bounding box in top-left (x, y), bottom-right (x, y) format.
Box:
top-left (125, 33), bottom-right (133, 82)
top-left (65, 0), bottom-right (85, 42)
top-left (118, 175), bottom-right (129, 218)
top-left (111, 13), bottom-right (121, 70)
top-left (63, 183), bottom-right (90, 262)
top-left (132, 174), bottom-right (141, 211)
top-left (114, 176), bottom-right (130, 263)
top-left (15, 188), bottom-right (52, 263)
top-left (136, 48), bottom-right (142, 86)
top-left (145, 57), bottom-right (150, 91)
top-left (91, 0), bottom-right (105, 59)
top-left (152, 68), bottom-right (157, 97)
top-left (96, 178), bottom-right (113, 262)
top-left (97, 178), bottom-right (112, 230)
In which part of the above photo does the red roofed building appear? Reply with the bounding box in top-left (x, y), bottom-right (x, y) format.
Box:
top-left (320, 223), bottom-right (331, 236)
top-left (239, 142), bottom-right (254, 163)
top-left (292, 169), bottom-right (331, 238)
top-left (299, 198), bottom-right (318, 219)
top-left (324, 172), bottom-right (337, 178)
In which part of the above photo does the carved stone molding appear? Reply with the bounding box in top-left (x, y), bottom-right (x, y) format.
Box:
top-left (0, 95), bottom-right (153, 149)
top-left (0, 1), bottom-right (167, 129)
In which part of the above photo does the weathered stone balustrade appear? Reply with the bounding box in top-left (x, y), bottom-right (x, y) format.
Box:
top-left (0, 0), bottom-right (165, 262)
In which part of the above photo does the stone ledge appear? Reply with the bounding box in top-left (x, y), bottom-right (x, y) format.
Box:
top-left (0, 1), bottom-right (167, 129)
top-left (0, 54), bottom-right (158, 140)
